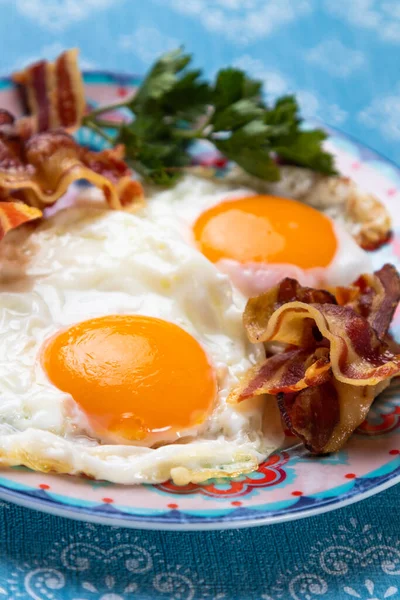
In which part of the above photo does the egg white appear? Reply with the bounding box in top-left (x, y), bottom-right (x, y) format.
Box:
top-left (143, 175), bottom-right (372, 296)
top-left (0, 207), bottom-right (282, 484)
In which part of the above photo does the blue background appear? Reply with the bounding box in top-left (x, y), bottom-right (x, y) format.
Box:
top-left (1, 1), bottom-right (400, 598)
top-left (1, 1), bottom-right (400, 164)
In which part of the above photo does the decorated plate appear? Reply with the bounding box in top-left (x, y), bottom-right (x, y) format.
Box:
top-left (0, 72), bottom-right (400, 531)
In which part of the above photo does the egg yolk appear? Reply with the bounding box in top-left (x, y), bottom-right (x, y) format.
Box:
top-left (193, 195), bottom-right (337, 269)
top-left (42, 315), bottom-right (217, 442)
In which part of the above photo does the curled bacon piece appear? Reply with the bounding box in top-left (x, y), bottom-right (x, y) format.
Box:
top-left (0, 110), bottom-right (15, 127)
top-left (0, 50), bottom-right (144, 243)
top-left (0, 201), bottom-right (42, 240)
top-left (278, 381), bottom-right (340, 453)
top-left (244, 278), bottom-right (336, 346)
top-left (337, 264), bottom-right (400, 340)
top-left (13, 49), bottom-right (85, 134)
top-left (258, 302), bottom-right (400, 385)
top-left (0, 129), bottom-right (144, 210)
top-left (229, 265), bottom-right (400, 453)
top-left (228, 347), bottom-right (331, 402)
top-left (278, 378), bottom-right (390, 453)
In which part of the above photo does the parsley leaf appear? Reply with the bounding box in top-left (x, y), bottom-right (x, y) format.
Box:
top-left (215, 120), bottom-right (280, 180)
top-left (118, 115), bottom-right (191, 186)
top-left (264, 96), bottom-right (336, 175)
top-left (128, 48), bottom-right (191, 111)
top-left (83, 48), bottom-right (337, 186)
top-left (211, 99), bottom-right (263, 132)
top-left (274, 130), bottom-right (336, 174)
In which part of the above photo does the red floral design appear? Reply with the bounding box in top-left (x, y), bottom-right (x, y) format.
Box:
top-left (155, 452), bottom-right (289, 498)
top-left (195, 151), bottom-right (228, 169)
top-left (357, 406), bottom-right (400, 436)
top-left (117, 86), bottom-right (129, 98)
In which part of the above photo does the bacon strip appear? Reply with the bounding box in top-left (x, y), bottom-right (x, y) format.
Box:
top-left (244, 278), bottom-right (336, 345)
top-left (278, 378), bottom-right (390, 453)
top-left (0, 130), bottom-right (144, 210)
top-left (0, 51), bottom-right (144, 240)
top-left (230, 266), bottom-right (400, 453)
top-left (12, 49), bottom-right (85, 133)
top-left (232, 299), bottom-right (400, 400)
top-left (278, 381), bottom-right (340, 453)
top-left (0, 110), bottom-right (15, 127)
top-left (228, 347), bottom-right (331, 402)
top-left (0, 201), bottom-right (42, 240)
top-left (261, 302), bottom-right (400, 385)
top-left (343, 264), bottom-right (400, 340)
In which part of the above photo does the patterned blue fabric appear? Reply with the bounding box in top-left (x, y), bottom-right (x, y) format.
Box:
top-left (0, 487), bottom-right (399, 599)
top-left (1, 1), bottom-right (400, 598)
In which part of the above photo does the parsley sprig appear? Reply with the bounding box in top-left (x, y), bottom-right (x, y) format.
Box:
top-left (82, 48), bottom-right (336, 186)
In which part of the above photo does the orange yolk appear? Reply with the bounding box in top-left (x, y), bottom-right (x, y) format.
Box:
top-left (193, 195), bottom-right (337, 269)
top-left (42, 315), bottom-right (217, 442)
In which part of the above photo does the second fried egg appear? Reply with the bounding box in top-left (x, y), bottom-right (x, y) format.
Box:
top-left (145, 175), bottom-right (372, 297)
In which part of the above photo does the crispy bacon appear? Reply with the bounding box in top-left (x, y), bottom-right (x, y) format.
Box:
top-left (0, 110), bottom-right (14, 127)
top-left (260, 302), bottom-right (400, 385)
top-left (0, 50), bottom-right (144, 217)
top-left (278, 378), bottom-right (390, 453)
top-left (0, 110), bottom-right (33, 141)
top-left (0, 130), bottom-right (144, 210)
top-left (0, 200), bottom-right (42, 240)
top-left (244, 278), bottom-right (336, 345)
top-left (230, 265), bottom-right (400, 454)
top-left (278, 381), bottom-right (340, 453)
top-left (228, 347), bottom-right (331, 402)
top-left (13, 49), bottom-right (85, 133)
top-left (346, 264), bottom-right (400, 340)
top-left (233, 299), bottom-right (400, 401)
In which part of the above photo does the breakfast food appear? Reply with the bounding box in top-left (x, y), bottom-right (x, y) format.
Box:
top-left (212, 164), bottom-right (392, 251)
top-left (0, 201), bottom-right (41, 241)
top-left (0, 47), bottom-right (397, 485)
top-left (229, 265), bottom-right (400, 453)
top-left (144, 176), bottom-right (372, 297)
top-left (13, 48), bottom-right (85, 133)
top-left (0, 113), bottom-right (144, 212)
top-left (0, 207), bottom-right (281, 484)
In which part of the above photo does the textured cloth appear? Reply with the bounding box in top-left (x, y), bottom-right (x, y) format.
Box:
top-left (0, 487), bottom-right (399, 599)
top-left (1, 2), bottom-right (400, 599)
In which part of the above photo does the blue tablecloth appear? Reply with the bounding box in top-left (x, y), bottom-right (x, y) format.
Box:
top-left (0, 487), bottom-right (399, 599)
top-left (1, 2), bottom-right (400, 598)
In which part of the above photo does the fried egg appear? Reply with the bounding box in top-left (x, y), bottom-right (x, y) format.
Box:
top-left (0, 207), bottom-right (282, 484)
top-left (144, 175), bottom-right (372, 297)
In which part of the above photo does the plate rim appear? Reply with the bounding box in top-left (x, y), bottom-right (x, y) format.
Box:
top-left (1, 69), bottom-right (400, 530)
top-left (0, 467), bottom-right (400, 531)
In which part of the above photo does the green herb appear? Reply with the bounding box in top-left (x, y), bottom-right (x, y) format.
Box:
top-left (83, 48), bottom-right (337, 186)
